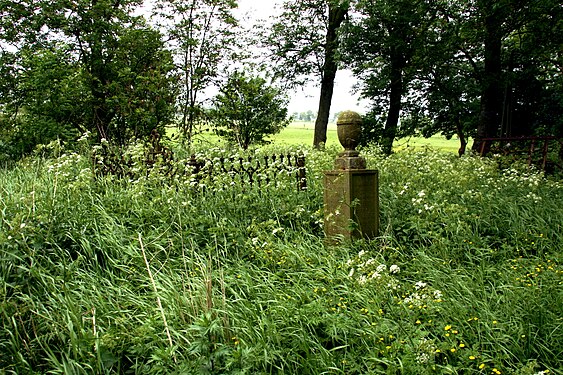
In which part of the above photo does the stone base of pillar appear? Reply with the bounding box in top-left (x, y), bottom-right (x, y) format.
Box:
top-left (323, 169), bottom-right (379, 241)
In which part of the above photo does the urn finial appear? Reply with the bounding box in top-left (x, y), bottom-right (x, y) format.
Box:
top-left (337, 110), bottom-right (363, 152)
top-left (335, 111), bottom-right (366, 170)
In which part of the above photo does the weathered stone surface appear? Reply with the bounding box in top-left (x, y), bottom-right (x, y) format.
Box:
top-left (336, 110), bottom-right (363, 152)
top-left (325, 110), bottom-right (379, 241)
top-left (334, 155), bottom-right (367, 170)
top-left (324, 170), bottom-right (379, 241)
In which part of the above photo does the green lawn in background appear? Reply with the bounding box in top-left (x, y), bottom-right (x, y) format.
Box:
top-left (174, 121), bottom-right (463, 152)
top-left (267, 121), bottom-right (339, 147)
top-left (270, 121), bottom-right (462, 152)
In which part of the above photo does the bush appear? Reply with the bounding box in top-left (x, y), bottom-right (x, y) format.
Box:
top-left (210, 71), bottom-right (290, 149)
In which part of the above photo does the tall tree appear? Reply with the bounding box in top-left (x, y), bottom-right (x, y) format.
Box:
top-left (0, 0), bottom-right (177, 149)
top-left (264, 0), bottom-right (349, 148)
top-left (153, 0), bottom-right (239, 145)
top-left (471, 0), bottom-right (506, 153)
top-left (435, 0), bottom-right (563, 153)
top-left (411, 0), bottom-right (481, 156)
top-left (342, 0), bottom-right (439, 154)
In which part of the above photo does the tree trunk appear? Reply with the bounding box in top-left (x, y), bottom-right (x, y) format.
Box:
top-left (456, 119), bottom-right (467, 157)
top-left (472, 8), bottom-right (503, 154)
top-left (313, 3), bottom-right (348, 149)
top-left (90, 51), bottom-right (111, 142)
top-left (313, 68), bottom-right (337, 148)
top-left (381, 50), bottom-right (404, 155)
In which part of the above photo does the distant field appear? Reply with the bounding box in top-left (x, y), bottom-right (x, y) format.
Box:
top-left (267, 121), bottom-right (339, 147)
top-left (178, 121), bottom-right (464, 153)
top-left (270, 121), bottom-right (463, 153)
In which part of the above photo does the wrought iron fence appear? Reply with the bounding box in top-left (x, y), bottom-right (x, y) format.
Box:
top-left (92, 133), bottom-right (307, 191)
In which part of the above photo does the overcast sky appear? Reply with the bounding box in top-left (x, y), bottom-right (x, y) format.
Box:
top-left (235, 0), bottom-right (369, 116)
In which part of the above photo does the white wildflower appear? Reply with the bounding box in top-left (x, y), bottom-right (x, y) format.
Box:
top-left (272, 227), bottom-right (283, 235)
top-left (389, 265), bottom-right (400, 274)
top-left (416, 353), bottom-right (430, 364)
top-left (415, 281), bottom-right (427, 290)
top-left (370, 272), bottom-right (381, 279)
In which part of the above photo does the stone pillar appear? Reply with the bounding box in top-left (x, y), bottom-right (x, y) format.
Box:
top-left (324, 111), bottom-right (379, 241)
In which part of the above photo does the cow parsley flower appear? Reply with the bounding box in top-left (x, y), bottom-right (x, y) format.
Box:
top-left (415, 281), bottom-right (427, 290)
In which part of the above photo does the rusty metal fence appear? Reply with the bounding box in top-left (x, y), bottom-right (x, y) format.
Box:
top-left (477, 136), bottom-right (563, 172)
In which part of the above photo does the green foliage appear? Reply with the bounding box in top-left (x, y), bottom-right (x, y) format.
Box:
top-left (0, 45), bottom-right (86, 160)
top-left (340, 0), bottom-right (563, 153)
top-left (262, 0), bottom-right (349, 147)
top-left (104, 26), bottom-right (177, 143)
top-left (342, 0), bottom-right (441, 154)
top-left (210, 72), bottom-right (290, 149)
top-left (153, 0), bottom-right (239, 143)
top-left (263, 0), bottom-right (332, 85)
top-left (0, 0), bottom-right (177, 156)
top-left (1, 140), bottom-right (562, 374)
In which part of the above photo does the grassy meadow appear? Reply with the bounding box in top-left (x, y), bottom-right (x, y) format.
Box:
top-left (0, 135), bottom-right (562, 374)
top-left (187, 121), bottom-right (463, 152)
top-left (271, 122), bottom-right (462, 153)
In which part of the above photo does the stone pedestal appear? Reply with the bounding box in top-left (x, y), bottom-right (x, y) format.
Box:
top-left (323, 110), bottom-right (379, 241)
top-left (324, 170), bottom-right (379, 240)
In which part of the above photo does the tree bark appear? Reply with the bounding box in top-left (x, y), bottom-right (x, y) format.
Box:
top-left (381, 49), bottom-right (404, 155)
top-left (90, 46), bottom-right (112, 142)
top-left (313, 3), bottom-right (348, 149)
top-left (456, 118), bottom-right (467, 157)
top-left (313, 66), bottom-right (337, 148)
top-left (472, 8), bottom-right (503, 154)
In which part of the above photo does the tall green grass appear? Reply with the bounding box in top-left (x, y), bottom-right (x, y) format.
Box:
top-left (0, 139), bottom-right (561, 374)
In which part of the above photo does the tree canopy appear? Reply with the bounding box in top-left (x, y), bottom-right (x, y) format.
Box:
top-left (0, 0), bottom-right (177, 158)
top-left (341, 0), bottom-right (562, 154)
top-left (0, 0), bottom-right (561, 160)
top-left (153, 0), bottom-right (239, 144)
top-left (264, 0), bottom-right (349, 148)
top-left (210, 71), bottom-right (290, 149)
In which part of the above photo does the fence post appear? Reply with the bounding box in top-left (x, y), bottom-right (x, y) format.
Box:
top-left (323, 111), bottom-right (379, 241)
top-left (297, 155), bottom-right (307, 191)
